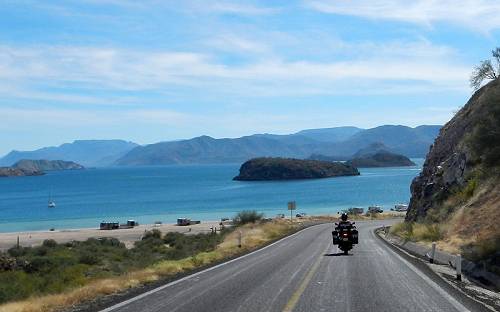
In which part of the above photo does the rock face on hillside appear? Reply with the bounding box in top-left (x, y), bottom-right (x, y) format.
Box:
top-left (233, 157), bottom-right (359, 181)
top-left (347, 151), bottom-right (416, 168)
top-left (13, 159), bottom-right (84, 172)
top-left (406, 79), bottom-right (500, 222)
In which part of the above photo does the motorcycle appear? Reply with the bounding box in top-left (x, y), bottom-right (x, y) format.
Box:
top-left (332, 221), bottom-right (358, 255)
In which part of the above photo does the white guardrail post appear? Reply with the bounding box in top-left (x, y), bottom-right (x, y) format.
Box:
top-left (238, 230), bottom-right (242, 248)
top-left (456, 254), bottom-right (462, 281)
top-left (430, 242), bottom-right (436, 264)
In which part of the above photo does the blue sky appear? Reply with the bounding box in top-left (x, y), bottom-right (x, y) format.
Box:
top-left (1, 0), bottom-right (499, 155)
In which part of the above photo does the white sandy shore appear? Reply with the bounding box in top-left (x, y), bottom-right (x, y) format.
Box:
top-left (0, 221), bottom-right (224, 250)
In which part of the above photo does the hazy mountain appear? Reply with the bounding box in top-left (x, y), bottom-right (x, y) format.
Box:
top-left (115, 135), bottom-right (318, 166)
top-left (116, 125), bottom-right (441, 166)
top-left (251, 126), bottom-right (363, 145)
top-left (1, 125), bottom-right (440, 167)
top-left (294, 126), bottom-right (364, 142)
top-left (0, 140), bottom-right (138, 167)
top-left (352, 142), bottom-right (393, 158)
top-left (324, 125), bottom-right (442, 158)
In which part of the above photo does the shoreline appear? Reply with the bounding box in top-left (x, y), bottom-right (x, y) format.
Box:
top-left (0, 212), bottom-right (406, 251)
top-left (0, 221), bottom-right (224, 251)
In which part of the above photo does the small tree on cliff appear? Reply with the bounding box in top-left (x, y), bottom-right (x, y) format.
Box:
top-left (470, 47), bottom-right (500, 90)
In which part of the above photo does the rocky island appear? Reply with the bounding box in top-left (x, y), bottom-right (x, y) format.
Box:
top-left (233, 157), bottom-right (360, 181)
top-left (347, 151), bottom-right (416, 168)
top-left (13, 159), bottom-right (84, 172)
top-left (0, 159), bottom-right (84, 177)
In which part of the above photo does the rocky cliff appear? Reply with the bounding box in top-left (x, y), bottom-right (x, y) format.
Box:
top-left (406, 79), bottom-right (500, 275)
top-left (407, 79), bottom-right (500, 222)
top-left (233, 157), bottom-right (359, 181)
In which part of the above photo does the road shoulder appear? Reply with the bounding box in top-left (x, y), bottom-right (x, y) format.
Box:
top-left (375, 228), bottom-right (499, 312)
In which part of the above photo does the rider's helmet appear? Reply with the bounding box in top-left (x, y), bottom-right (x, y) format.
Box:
top-left (341, 213), bottom-right (348, 221)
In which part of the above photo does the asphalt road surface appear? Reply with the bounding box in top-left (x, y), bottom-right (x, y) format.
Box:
top-left (101, 221), bottom-right (483, 312)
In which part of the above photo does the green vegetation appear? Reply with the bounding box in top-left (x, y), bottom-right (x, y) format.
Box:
top-left (470, 47), bottom-right (500, 90)
top-left (233, 157), bottom-right (359, 181)
top-left (0, 230), bottom-right (229, 304)
top-left (1, 219), bottom-right (299, 312)
top-left (459, 178), bottom-right (478, 200)
top-left (234, 210), bottom-right (264, 225)
top-left (469, 96), bottom-right (500, 168)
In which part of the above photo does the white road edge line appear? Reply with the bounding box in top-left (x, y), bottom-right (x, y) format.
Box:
top-left (378, 232), bottom-right (471, 312)
top-left (99, 223), bottom-right (325, 312)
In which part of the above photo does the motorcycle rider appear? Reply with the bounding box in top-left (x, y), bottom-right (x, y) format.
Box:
top-left (332, 212), bottom-right (358, 254)
top-left (337, 212), bottom-right (353, 230)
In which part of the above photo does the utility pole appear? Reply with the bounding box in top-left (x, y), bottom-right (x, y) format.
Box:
top-left (288, 201), bottom-right (296, 223)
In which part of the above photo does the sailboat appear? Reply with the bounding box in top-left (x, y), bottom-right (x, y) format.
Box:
top-left (48, 191), bottom-right (56, 208)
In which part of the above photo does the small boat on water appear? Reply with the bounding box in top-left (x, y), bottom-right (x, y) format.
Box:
top-left (48, 191), bottom-right (56, 208)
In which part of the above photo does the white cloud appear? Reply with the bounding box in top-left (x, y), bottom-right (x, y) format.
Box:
top-left (205, 34), bottom-right (271, 54)
top-left (305, 0), bottom-right (500, 31)
top-left (0, 107), bottom-right (189, 128)
top-left (0, 39), bottom-right (470, 104)
top-left (203, 2), bottom-right (281, 15)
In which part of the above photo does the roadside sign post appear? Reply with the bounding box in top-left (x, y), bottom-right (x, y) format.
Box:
top-left (287, 201), bottom-right (296, 222)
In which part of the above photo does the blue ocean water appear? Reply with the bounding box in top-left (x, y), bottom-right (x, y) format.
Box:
top-left (0, 160), bottom-right (423, 233)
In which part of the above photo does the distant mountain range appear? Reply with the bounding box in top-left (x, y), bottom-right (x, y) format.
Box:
top-left (115, 125), bottom-right (440, 166)
top-left (0, 140), bottom-right (138, 167)
top-left (0, 125), bottom-right (441, 167)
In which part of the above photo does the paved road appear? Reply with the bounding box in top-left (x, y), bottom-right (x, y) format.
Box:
top-left (101, 221), bottom-right (482, 312)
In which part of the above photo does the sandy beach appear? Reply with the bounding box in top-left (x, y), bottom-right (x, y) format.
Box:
top-left (0, 211), bottom-right (406, 251)
top-left (0, 221), bottom-right (224, 250)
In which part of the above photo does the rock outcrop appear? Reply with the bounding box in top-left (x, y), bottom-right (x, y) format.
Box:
top-left (13, 159), bottom-right (84, 172)
top-left (233, 157), bottom-right (360, 181)
top-left (0, 167), bottom-right (43, 177)
top-left (0, 159), bottom-right (84, 177)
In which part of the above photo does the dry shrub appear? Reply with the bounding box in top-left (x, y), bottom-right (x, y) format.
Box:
top-left (412, 223), bottom-right (444, 242)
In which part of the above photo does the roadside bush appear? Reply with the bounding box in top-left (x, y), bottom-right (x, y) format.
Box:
top-left (7, 246), bottom-right (26, 257)
top-left (391, 222), bottom-right (444, 242)
top-left (42, 239), bottom-right (58, 248)
top-left (78, 251), bottom-right (100, 265)
top-left (0, 228), bottom-right (231, 305)
top-left (412, 223), bottom-right (443, 242)
top-left (143, 229), bottom-right (162, 240)
top-left (468, 91), bottom-right (500, 168)
top-left (389, 222), bottom-right (414, 241)
top-left (234, 210), bottom-right (264, 225)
